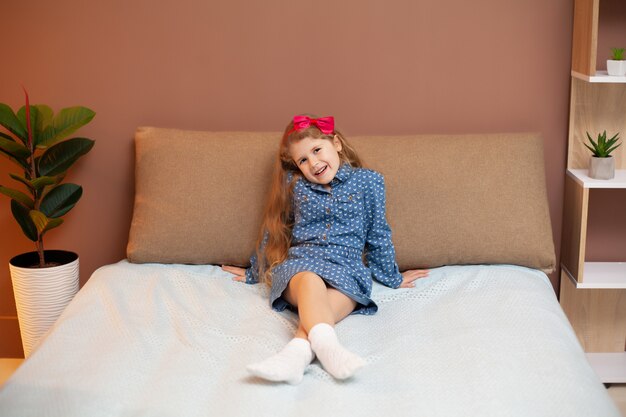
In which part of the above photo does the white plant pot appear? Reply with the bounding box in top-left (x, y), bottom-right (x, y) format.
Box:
top-left (9, 250), bottom-right (79, 357)
top-left (607, 60), bottom-right (626, 76)
top-left (589, 156), bottom-right (615, 180)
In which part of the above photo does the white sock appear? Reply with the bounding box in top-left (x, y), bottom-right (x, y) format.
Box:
top-left (308, 323), bottom-right (366, 380)
top-left (247, 338), bottom-right (314, 384)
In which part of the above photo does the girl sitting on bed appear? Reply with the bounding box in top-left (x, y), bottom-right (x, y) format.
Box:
top-left (222, 115), bottom-right (429, 384)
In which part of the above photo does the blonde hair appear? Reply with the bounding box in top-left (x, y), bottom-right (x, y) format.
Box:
top-left (255, 115), bottom-right (363, 285)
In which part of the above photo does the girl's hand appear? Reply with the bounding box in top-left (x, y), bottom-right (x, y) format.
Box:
top-left (221, 265), bottom-right (247, 282)
top-left (400, 269), bottom-right (429, 288)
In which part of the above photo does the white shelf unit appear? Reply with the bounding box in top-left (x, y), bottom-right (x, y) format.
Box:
top-left (567, 169), bottom-right (626, 188)
top-left (564, 263), bottom-right (626, 289)
top-left (586, 353), bottom-right (626, 384)
top-left (564, 169), bottom-right (626, 290)
top-left (564, 0), bottom-right (626, 384)
top-left (572, 70), bottom-right (626, 83)
top-left (560, 168), bottom-right (626, 383)
top-left (565, 169), bottom-right (626, 289)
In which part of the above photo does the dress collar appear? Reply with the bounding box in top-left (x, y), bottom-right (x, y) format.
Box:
top-left (305, 163), bottom-right (353, 192)
top-left (331, 163), bottom-right (353, 184)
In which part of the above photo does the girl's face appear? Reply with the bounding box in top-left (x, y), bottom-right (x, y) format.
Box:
top-left (289, 136), bottom-right (343, 186)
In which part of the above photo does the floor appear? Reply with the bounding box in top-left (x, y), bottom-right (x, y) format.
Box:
top-left (0, 358), bottom-right (625, 415)
top-left (0, 358), bottom-right (24, 386)
top-left (610, 385), bottom-right (626, 416)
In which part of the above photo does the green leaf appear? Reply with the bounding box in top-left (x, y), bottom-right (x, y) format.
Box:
top-left (9, 174), bottom-right (57, 191)
top-left (605, 133), bottom-right (620, 146)
top-left (583, 143), bottom-right (598, 157)
top-left (587, 132), bottom-right (599, 150)
top-left (36, 105), bottom-right (53, 129)
top-left (0, 148), bottom-right (30, 171)
top-left (40, 184), bottom-right (82, 218)
top-left (9, 174), bottom-right (34, 190)
top-left (0, 103), bottom-right (28, 143)
top-left (30, 176), bottom-right (57, 190)
top-left (17, 104), bottom-right (54, 143)
top-left (17, 105), bottom-right (46, 146)
top-left (0, 134), bottom-right (31, 159)
top-left (611, 48), bottom-right (625, 60)
top-left (0, 185), bottom-right (34, 208)
top-left (0, 132), bottom-right (15, 141)
top-left (38, 137), bottom-right (95, 177)
top-left (37, 106), bottom-right (95, 147)
top-left (45, 218), bottom-right (64, 235)
top-left (29, 210), bottom-right (63, 236)
top-left (583, 131), bottom-right (622, 157)
top-left (11, 199), bottom-right (38, 241)
top-left (605, 142), bottom-right (622, 156)
top-left (596, 135), bottom-right (605, 149)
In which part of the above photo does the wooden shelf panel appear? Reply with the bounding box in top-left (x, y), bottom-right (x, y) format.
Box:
top-left (563, 263), bottom-right (626, 288)
top-left (567, 78), bottom-right (626, 170)
top-left (577, 262), bottom-right (626, 288)
top-left (586, 352), bottom-right (626, 383)
top-left (572, 70), bottom-right (626, 83)
top-left (571, 0), bottom-right (599, 76)
top-left (568, 169), bottom-right (626, 188)
top-left (560, 269), bottom-right (626, 352)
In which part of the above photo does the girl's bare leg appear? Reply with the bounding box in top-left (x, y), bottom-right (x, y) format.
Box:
top-left (292, 285), bottom-right (357, 339)
top-left (285, 272), bottom-right (365, 379)
top-left (247, 272), bottom-right (364, 383)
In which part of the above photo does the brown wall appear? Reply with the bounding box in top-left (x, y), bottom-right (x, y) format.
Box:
top-left (0, 0), bottom-right (573, 357)
top-left (586, 0), bottom-right (626, 262)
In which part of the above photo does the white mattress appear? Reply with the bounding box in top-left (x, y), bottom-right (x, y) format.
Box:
top-left (0, 261), bottom-right (619, 417)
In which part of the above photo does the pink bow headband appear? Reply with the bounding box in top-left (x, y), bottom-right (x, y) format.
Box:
top-left (290, 115), bottom-right (335, 135)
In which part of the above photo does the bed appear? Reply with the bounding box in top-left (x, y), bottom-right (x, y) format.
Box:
top-left (0, 128), bottom-right (619, 416)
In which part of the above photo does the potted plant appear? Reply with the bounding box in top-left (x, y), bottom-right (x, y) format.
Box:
top-left (0, 88), bottom-right (95, 356)
top-left (584, 130), bottom-right (621, 180)
top-left (607, 48), bottom-right (626, 76)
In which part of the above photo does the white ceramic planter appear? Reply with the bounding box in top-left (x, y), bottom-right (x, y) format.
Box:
top-left (589, 156), bottom-right (615, 180)
top-left (607, 60), bottom-right (626, 76)
top-left (9, 250), bottom-right (79, 357)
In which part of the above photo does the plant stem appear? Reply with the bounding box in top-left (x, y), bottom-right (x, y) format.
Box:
top-left (23, 88), bottom-right (44, 265)
top-left (36, 239), bottom-right (45, 267)
top-left (23, 88), bottom-right (37, 181)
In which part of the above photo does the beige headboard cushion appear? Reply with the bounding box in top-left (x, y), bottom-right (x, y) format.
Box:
top-left (127, 127), bottom-right (556, 272)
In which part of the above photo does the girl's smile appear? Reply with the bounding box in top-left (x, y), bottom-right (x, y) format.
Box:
top-left (289, 136), bottom-right (343, 186)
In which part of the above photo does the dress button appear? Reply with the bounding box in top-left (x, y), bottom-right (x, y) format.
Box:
top-left (326, 223), bottom-right (331, 229)
top-left (322, 234), bottom-right (327, 240)
top-left (326, 208), bottom-right (330, 214)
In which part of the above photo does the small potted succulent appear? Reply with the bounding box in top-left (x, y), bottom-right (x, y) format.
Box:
top-left (607, 48), bottom-right (626, 76)
top-left (584, 130), bottom-right (621, 180)
top-left (0, 88), bottom-right (95, 356)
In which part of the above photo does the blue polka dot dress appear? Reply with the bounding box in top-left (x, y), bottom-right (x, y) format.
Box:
top-left (245, 164), bottom-right (402, 315)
